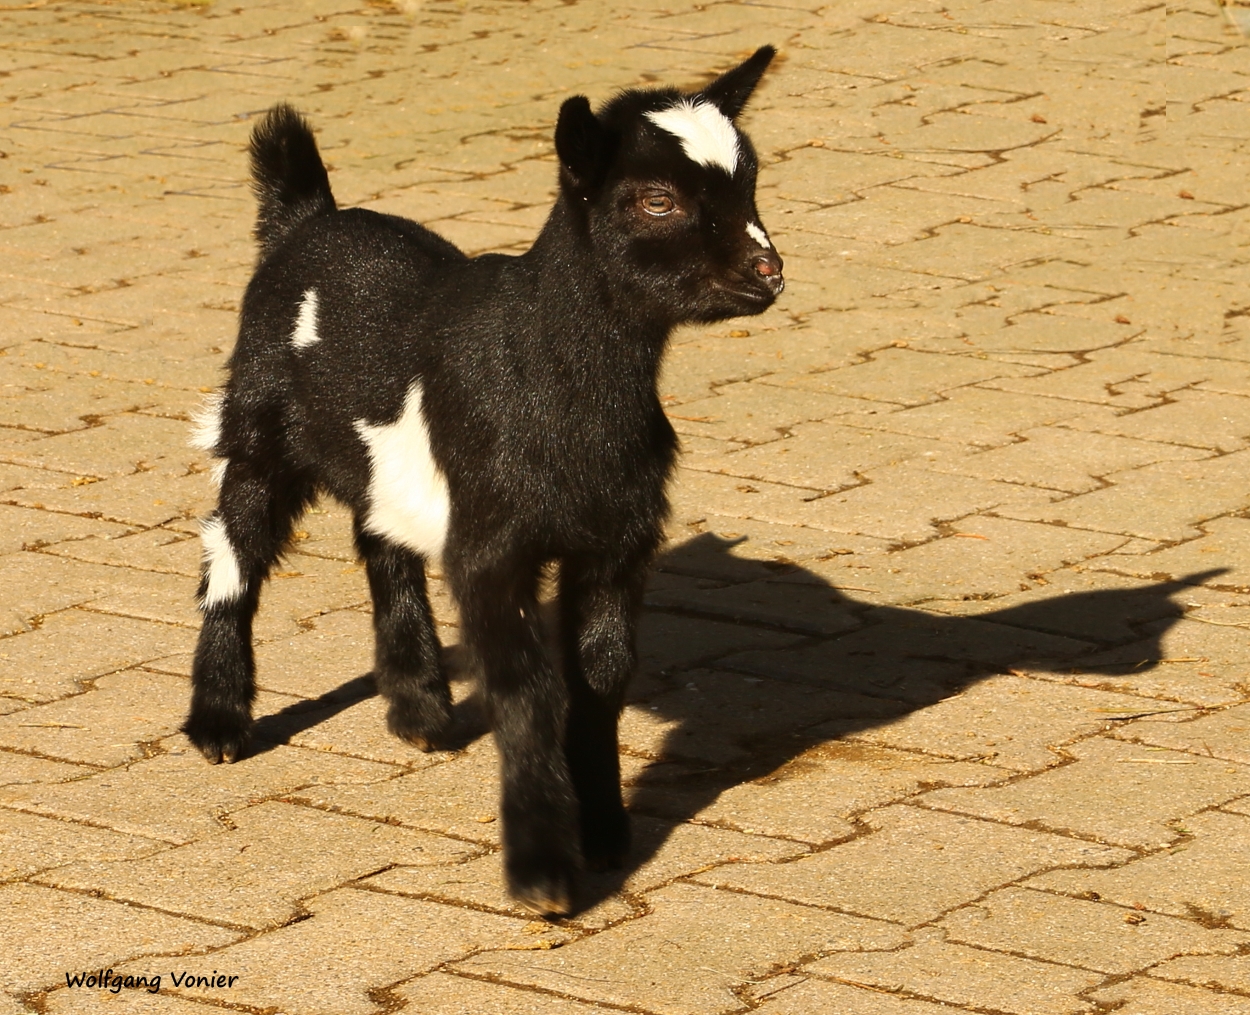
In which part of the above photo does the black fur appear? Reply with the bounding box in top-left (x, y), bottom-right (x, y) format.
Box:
top-left (184, 48), bottom-right (782, 915)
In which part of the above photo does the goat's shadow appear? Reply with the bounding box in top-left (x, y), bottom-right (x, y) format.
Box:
top-left (245, 533), bottom-right (1222, 916)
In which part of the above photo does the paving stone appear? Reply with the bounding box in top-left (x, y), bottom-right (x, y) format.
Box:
top-left (0, 751), bottom-right (95, 789)
top-left (1152, 953), bottom-right (1250, 994)
top-left (693, 421), bottom-right (947, 491)
top-left (1092, 515), bottom-right (1250, 588)
top-left (457, 882), bottom-right (907, 1015)
top-left (930, 424), bottom-right (1209, 494)
top-left (0, 740), bottom-right (400, 845)
top-left (834, 515), bottom-right (1128, 605)
top-left (38, 800), bottom-right (475, 930)
top-left (753, 977), bottom-right (970, 1014)
top-left (805, 931), bottom-right (1103, 1015)
top-left (1001, 452), bottom-right (1250, 542)
top-left (1088, 976), bottom-right (1250, 1015)
top-left (939, 886), bottom-right (1248, 974)
top-left (618, 671), bottom-right (877, 766)
top-left (1113, 703), bottom-right (1250, 765)
top-left (1066, 389), bottom-right (1250, 454)
top-left (393, 972), bottom-right (615, 1015)
top-left (0, 669), bottom-right (189, 766)
top-left (839, 674), bottom-right (1164, 772)
top-left (1062, 616), bottom-right (1250, 705)
top-left (636, 610), bottom-right (804, 674)
top-left (43, 988), bottom-right (222, 1015)
top-left (0, 882), bottom-right (238, 995)
top-left (250, 609), bottom-right (376, 698)
top-left (5, 413), bottom-right (197, 478)
top-left (41, 526), bottom-right (201, 577)
top-left (645, 577), bottom-right (863, 636)
top-left (924, 736), bottom-right (1250, 848)
top-left (291, 737), bottom-right (503, 844)
top-left (0, 809), bottom-right (165, 882)
top-left (118, 888), bottom-right (526, 1015)
top-left (0, 609), bottom-right (195, 703)
top-left (5, 468), bottom-right (213, 528)
top-left (0, 504), bottom-right (132, 555)
top-left (670, 742), bottom-right (1007, 843)
top-left (694, 805), bottom-right (1130, 926)
top-left (1025, 809), bottom-right (1250, 931)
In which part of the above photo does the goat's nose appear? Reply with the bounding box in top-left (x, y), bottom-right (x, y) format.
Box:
top-left (753, 251), bottom-right (783, 278)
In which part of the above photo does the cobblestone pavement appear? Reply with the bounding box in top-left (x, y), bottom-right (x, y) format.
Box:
top-left (2, 1), bottom-right (1250, 1012)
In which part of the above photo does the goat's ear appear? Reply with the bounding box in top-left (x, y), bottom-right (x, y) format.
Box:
top-left (555, 95), bottom-right (612, 194)
top-left (700, 45), bottom-right (775, 119)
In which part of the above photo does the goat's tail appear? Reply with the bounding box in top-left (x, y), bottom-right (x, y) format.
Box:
top-left (248, 104), bottom-right (336, 257)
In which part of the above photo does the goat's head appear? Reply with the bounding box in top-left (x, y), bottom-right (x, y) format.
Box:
top-left (554, 46), bottom-right (784, 325)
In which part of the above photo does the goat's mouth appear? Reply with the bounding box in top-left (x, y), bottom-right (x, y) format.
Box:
top-left (709, 277), bottom-right (783, 307)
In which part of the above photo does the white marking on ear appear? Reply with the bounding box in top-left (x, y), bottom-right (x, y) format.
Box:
top-left (189, 391), bottom-right (223, 454)
top-left (644, 99), bottom-right (740, 175)
top-left (745, 221), bottom-right (770, 248)
top-left (291, 289), bottom-right (320, 349)
top-left (354, 382), bottom-right (451, 560)
top-left (200, 515), bottom-right (244, 607)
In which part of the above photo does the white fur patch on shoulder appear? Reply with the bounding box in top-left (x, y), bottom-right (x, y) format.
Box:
top-left (644, 99), bottom-right (740, 175)
top-left (354, 383), bottom-right (450, 560)
top-left (189, 391), bottom-right (224, 455)
top-left (200, 515), bottom-right (244, 607)
top-left (291, 289), bottom-right (320, 349)
top-left (745, 221), bottom-right (771, 248)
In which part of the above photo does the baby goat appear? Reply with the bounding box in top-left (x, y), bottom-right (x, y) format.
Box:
top-left (186, 47), bottom-right (783, 914)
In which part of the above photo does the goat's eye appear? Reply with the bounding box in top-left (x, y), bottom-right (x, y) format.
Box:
top-left (641, 193), bottom-right (675, 217)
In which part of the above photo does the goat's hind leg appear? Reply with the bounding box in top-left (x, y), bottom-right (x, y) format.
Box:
top-left (356, 527), bottom-right (451, 750)
top-left (185, 460), bottom-right (314, 763)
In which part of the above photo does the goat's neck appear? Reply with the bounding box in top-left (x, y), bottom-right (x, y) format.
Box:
top-left (526, 200), bottom-right (673, 376)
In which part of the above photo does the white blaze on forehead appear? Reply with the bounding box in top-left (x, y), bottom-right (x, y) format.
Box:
top-left (200, 515), bottom-right (244, 607)
top-left (644, 99), bottom-right (740, 175)
top-left (354, 382), bottom-right (451, 560)
top-left (745, 221), bottom-right (770, 248)
top-left (291, 288), bottom-right (320, 349)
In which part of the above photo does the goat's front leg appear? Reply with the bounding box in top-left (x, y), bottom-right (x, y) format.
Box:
top-left (560, 554), bottom-right (650, 871)
top-left (455, 556), bottom-right (579, 915)
top-left (355, 526), bottom-right (450, 750)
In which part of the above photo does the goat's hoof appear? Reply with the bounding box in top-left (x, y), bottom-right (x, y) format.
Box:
top-left (182, 710), bottom-right (250, 764)
top-left (507, 859), bottom-right (577, 917)
top-left (513, 880), bottom-right (575, 918)
top-left (385, 697), bottom-right (451, 751)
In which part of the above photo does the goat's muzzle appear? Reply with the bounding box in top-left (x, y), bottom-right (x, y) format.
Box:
top-left (753, 250), bottom-right (785, 295)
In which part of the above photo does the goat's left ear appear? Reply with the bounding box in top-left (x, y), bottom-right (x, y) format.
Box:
top-left (700, 45), bottom-right (776, 120)
top-left (555, 95), bottom-right (613, 195)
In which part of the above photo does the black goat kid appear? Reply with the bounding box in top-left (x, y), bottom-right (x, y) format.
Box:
top-left (185, 48), bottom-right (783, 915)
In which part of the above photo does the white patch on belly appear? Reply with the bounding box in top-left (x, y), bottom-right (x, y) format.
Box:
top-left (354, 383), bottom-right (450, 559)
top-left (291, 289), bottom-right (320, 349)
top-left (745, 221), bottom-right (770, 248)
top-left (644, 98), bottom-right (740, 175)
top-left (200, 515), bottom-right (244, 607)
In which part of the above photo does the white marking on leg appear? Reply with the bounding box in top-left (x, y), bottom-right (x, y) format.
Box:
top-left (644, 99), bottom-right (740, 175)
top-left (189, 391), bottom-right (223, 454)
top-left (745, 221), bottom-right (770, 248)
top-left (200, 515), bottom-right (244, 607)
top-left (209, 459), bottom-right (228, 489)
top-left (291, 289), bottom-right (320, 349)
top-left (354, 382), bottom-right (450, 559)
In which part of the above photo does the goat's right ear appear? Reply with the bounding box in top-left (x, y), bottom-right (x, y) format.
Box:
top-left (555, 96), bottom-right (612, 194)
